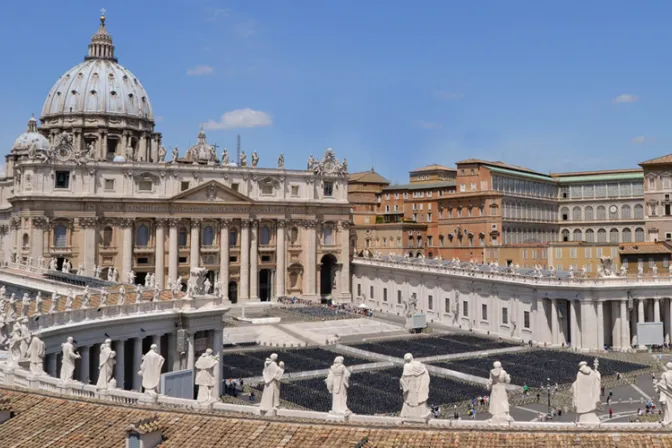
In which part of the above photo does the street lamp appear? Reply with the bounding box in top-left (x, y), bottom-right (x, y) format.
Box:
top-left (547, 377), bottom-right (552, 418)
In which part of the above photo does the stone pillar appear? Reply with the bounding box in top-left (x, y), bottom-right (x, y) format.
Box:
top-left (79, 346), bottom-right (90, 384)
top-left (168, 332), bottom-right (179, 372)
top-left (550, 299), bottom-right (558, 345)
top-left (80, 218), bottom-right (97, 276)
top-left (139, 134), bottom-right (148, 161)
top-left (47, 353), bottom-right (57, 377)
top-left (219, 219), bottom-right (230, 300)
top-left (571, 300), bottom-right (581, 348)
top-left (121, 219), bottom-right (134, 281)
top-left (212, 329), bottom-right (223, 399)
top-left (190, 219), bottom-right (201, 269)
top-left (621, 300), bottom-right (631, 350)
top-left (303, 220), bottom-right (317, 297)
top-left (276, 220), bottom-right (287, 297)
top-left (154, 219), bottom-right (166, 289)
top-left (611, 301), bottom-right (621, 349)
top-left (339, 221), bottom-right (351, 297)
top-left (114, 339), bottom-right (126, 390)
top-left (638, 299), bottom-right (645, 323)
top-left (132, 337), bottom-right (143, 391)
top-left (249, 220), bottom-right (259, 300)
top-left (168, 219), bottom-right (178, 285)
top-left (239, 220), bottom-right (250, 300)
top-left (581, 301), bottom-right (597, 350)
top-left (655, 298), bottom-right (661, 322)
top-left (30, 217), bottom-right (47, 262)
top-left (152, 334), bottom-right (162, 353)
top-left (187, 332), bottom-right (195, 370)
top-left (596, 301), bottom-right (604, 350)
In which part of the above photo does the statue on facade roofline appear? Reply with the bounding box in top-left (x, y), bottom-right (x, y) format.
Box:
top-left (307, 154), bottom-right (315, 170)
top-left (172, 146), bottom-right (179, 163)
top-left (278, 153), bottom-right (284, 169)
top-left (655, 362), bottom-right (672, 425)
top-left (60, 336), bottom-right (80, 383)
top-left (138, 344), bottom-right (164, 396)
top-left (158, 145), bottom-right (167, 162)
top-left (487, 361), bottom-right (513, 422)
top-left (28, 330), bottom-right (45, 375)
top-left (195, 348), bottom-right (219, 403)
top-left (251, 151), bottom-right (259, 167)
top-left (572, 360), bottom-right (601, 423)
top-left (399, 353), bottom-right (430, 419)
top-left (240, 151), bottom-right (248, 167)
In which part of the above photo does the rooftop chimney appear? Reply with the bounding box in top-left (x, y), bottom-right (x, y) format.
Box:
top-left (126, 415), bottom-right (163, 448)
top-left (0, 396), bottom-right (12, 424)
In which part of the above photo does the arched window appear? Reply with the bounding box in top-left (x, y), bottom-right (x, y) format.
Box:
top-left (560, 207), bottom-right (569, 221)
top-left (622, 228), bottom-right (632, 243)
top-left (634, 204), bottom-right (644, 219)
top-left (585, 229), bottom-right (595, 242)
top-left (22, 233), bottom-right (29, 248)
top-left (178, 227), bottom-right (188, 247)
top-left (417, 237), bottom-right (422, 248)
top-left (597, 228), bottom-right (607, 243)
top-left (53, 225), bottom-right (67, 247)
top-left (609, 206), bottom-right (618, 220)
top-left (136, 224), bottom-right (149, 247)
top-left (609, 228), bottom-right (619, 243)
top-left (621, 205), bottom-right (631, 219)
top-left (561, 229), bottom-right (570, 242)
top-left (102, 227), bottom-right (113, 247)
top-left (323, 227), bottom-right (334, 245)
top-left (596, 206), bottom-right (606, 220)
top-left (229, 229), bottom-right (238, 247)
top-left (573, 229), bottom-right (582, 242)
top-left (635, 227), bottom-right (645, 242)
top-left (202, 225), bottom-right (214, 246)
top-left (572, 207), bottom-right (581, 221)
top-left (584, 206), bottom-right (594, 221)
top-left (439, 235), bottom-right (444, 247)
top-left (259, 225), bottom-right (271, 245)
top-left (290, 227), bottom-right (299, 245)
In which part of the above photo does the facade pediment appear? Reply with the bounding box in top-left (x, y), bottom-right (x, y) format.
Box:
top-left (170, 180), bottom-right (252, 203)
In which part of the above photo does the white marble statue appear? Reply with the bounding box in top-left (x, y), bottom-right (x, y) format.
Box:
top-left (81, 286), bottom-right (91, 308)
top-left (49, 292), bottom-right (59, 313)
top-left (112, 267), bottom-right (119, 282)
top-left (21, 293), bottom-right (30, 316)
top-left (251, 151), bottom-right (259, 167)
top-left (33, 292), bottom-right (42, 315)
top-left (653, 265), bottom-right (659, 278)
top-left (620, 265), bottom-right (627, 277)
top-left (94, 265), bottom-right (101, 279)
top-left (152, 284), bottom-right (160, 302)
top-left (638, 265), bottom-right (644, 278)
top-left (172, 146), bottom-right (179, 162)
top-left (19, 318), bottom-right (30, 358)
top-left (118, 285), bottom-right (126, 304)
top-left (204, 278), bottom-right (212, 294)
top-left (8, 322), bottom-right (23, 367)
top-left (259, 353), bottom-right (284, 413)
top-left (136, 285), bottom-right (144, 300)
top-left (240, 151), bottom-right (247, 167)
top-left (487, 361), bottom-right (513, 422)
top-left (399, 353), bottom-right (431, 419)
top-left (144, 274), bottom-right (151, 288)
top-left (127, 270), bottom-right (136, 285)
top-left (158, 145), bottom-right (167, 162)
top-left (49, 258), bottom-right (57, 271)
top-left (96, 339), bottom-right (116, 390)
top-left (125, 144), bottom-right (134, 161)
top-left (0, 285), bottom-right (5, 300)
top-left (149, 273), bottom-right (156, 288)
top-left (62, 260), bottom-right (71, 274)
top-left (278, 153), bottom-right (284, 169)
top-left (572, 361), bottom-right (601, 423)
top-left (76, 263), bottom-right (84, 275)
top-left (100, 289), bottom-right (109, 307)
top-left (60, 336), bottom-right (80, 383)
top-left (28, 331), bottom-right (45, 375)
top-left (307, 154), bottom-right (315, 170)
top-left (656, 361), bottom-right (672, 425)
top-left (221, 148), bottom-right (229, 165)
top-left (65, 289), bottom-right (74, 310)
top-left (325, 356), bottom-right (351, 415)
top-left (138, 344), bottom-right (165, 396)
top-left (195, 348), bottom-right (219, 403)
top-left (403, 293), bottom-right (419, 318)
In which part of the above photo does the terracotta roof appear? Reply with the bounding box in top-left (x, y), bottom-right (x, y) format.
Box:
top-left (128, 415), bottom-right (162, 434)
top-left (639, 153), bottom-right (672, 166)
top-left (551, 168), bottom-right (643, 177)
top-left (382, 180), bottom-right (456, 191)
top-left (0, 395), bottom-right (11, 412)
top-left (1, 388), bottom-right (670, 448)
top-left (455, 159), bottom-right (546, 176)
top-left (409, 164), bottom-right (456, 173)
top-left (348, 169), bottom-right (390, 185)
top-left (619, 242), bottom-right (672, 255)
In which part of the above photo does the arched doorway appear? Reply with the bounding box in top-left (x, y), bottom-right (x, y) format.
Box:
top-left (320, 254), bottom-right (338, 296)
top-left (228, 281), bottom-right (238, 304)
top-left (259, 269), bottom-right (272, 301)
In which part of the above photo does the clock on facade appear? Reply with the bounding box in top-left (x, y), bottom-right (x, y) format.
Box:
top-left (609, 205), bottom-right (617, 213)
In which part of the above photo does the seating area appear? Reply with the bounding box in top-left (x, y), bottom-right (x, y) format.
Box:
top-left (348, 334), bottom-right (517, 359)
top-left (222, 348), bottom-right (371, 379)
top-left (434, 350), bottom-right (648, 387)
top-left (274, 368), bottom-right (485, 415)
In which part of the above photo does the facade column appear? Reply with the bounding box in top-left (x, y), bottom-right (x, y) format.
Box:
top-left (638, 299), bottom-right (645, 323)
top-left (581, 302), bottom-right (597, 349)
top-left (132, 337), bottom-right (143, 391)
top-left (571, 300), bottom-right (581, 348)
top-left (621, 300), bottom-right (631, 350)
top-left (276, 220), bottom-right (286, 297)
top-left (152, 334), bottom-right (162, 353)
top-left (114, 340), bottom-right (126, 390)
top-left (190, 219), bottom-right (201, 269)
top-left (154, 219), bottom-right (166, 289)
top-left (212, 329), bottom-right (223, 399)
top-left (303, 220), bottom-right (317, 297)
top-left (80, 218), bottom-right (97, 276)
top-left (30, 217), bottom-right (47, 262)
top-left (654, 298), bottom-right (661, 322)
top-left (168, 219), bottom-right (178, 285)
top-left (250, 220), bottom-right (259, 300)
top-left (139, 134), bottom-right (148, 161)
top-left (550, 299), bottom-right (558, 345)
top-left (611, 301), bottom-right (621, 349)
top-left (187, 332), bottom-right (195, 370)
top-left (121, 219), bottom-right (134, 281)
top-left (339, 221), bottom-right (351, 298)
top-left (79, 346), bottom-right (90, 384)
top-left (596, 301), bottom-right (604, 350)
top-left (219, 219), bottom-right (230, 300)
top-left (47, 353), bottom-right (57, 377)
top-left (239, 220), bottom-right (250, 300)
top-left (168, 332), bottom-right (178, 372)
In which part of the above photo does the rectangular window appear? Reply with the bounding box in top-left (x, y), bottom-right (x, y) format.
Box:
top-left (502, 308), bottom-right (508, 325)
top-left (323, 181), bottom-right (334, 197)
top-left (180, 181), bottom-right (190, 191)
top-left (55, 171), bottom-right (70, 189)
top-left (370, 286), bottom-right (374, 299)
top-left (231, 183), bottom-right (239, 192)
top-left (597, 248), bottom-right (603, 258)
top-left (397, 290), bottom-right (402, 304)
top-left (555, 248), bottom-right (562, 259)
top-left (137, 257), bottom-right (149, 265)
top-left (291, 185), bottom-right (299, 197)
top-left (428, 295), bottom-right (433, 310)
top-left (357, 284), bottom-right (361, 296)
top-left (522, 249), bottom-right (527, 259)
top-left (570, 248), bottom-right (577, 259)
top-left (463, 301), bottom-right (469, 317)
top-left (178, 256), bottom-right (187, 264)
top-left (138, 180), bottom-right (152, 191)
top-left (229, 256), bottom-right (237, 263)
top-left (383, 288), bottom-right (387, 302)
top-left (104, 179), bottom-right (115, 191)
top-left (524, 311), bottom-right (530, 329)
top-left (445, 298), bottom-right (450, 313)
top-left (261, 184), bottom-right (273, 195)
top-left (532, 250), bottom-right (537, 259)
top-left (541, 249), bottom-right (547, 258)
top-left (482, 304), bottom-right (488, 321)
top-left (585, 247), bottom-right (592, 259)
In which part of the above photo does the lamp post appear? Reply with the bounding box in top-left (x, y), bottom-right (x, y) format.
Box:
top-left (547, 377), bottom-right (552, 418)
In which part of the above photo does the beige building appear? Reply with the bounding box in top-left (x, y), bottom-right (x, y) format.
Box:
top-left (640, 154), bottom-right (672, 242)
top-left (1, 14), bottom-right (352, 303)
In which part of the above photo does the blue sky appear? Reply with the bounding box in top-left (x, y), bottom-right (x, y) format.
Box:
top-left (1, 1), bottom-right (671, 183)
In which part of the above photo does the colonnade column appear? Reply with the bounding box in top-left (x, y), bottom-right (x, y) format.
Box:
top-left (339, 221), bottom-right (351, 297)
top-left (79, 218), bottom-right (97, 277)
top-left (219, 219), bottom-right (230, 300)
top-left (79, 346), bottom-right (90, 384)
top-left (596, 301), bottom-right (604, 350)
top-left (168, 219), bottom-right (178, 285)
top-left (550, 299), bottom-right (558, 345)
top-left (249, 221), bottom-right (259, 300)
top-left (190, 219), bottom-right (201, 269)
top-left (581, 301), bottom-right (597, 349)
top-left (30, 217), bottom-right (47, 263)
top-left (154, 219), bottom-right (166, 289)
top-left (114, 340), bottom-right (126, 389)
top-left (571, 300), bottom-right (581, 348)
top-left (655, 298), bottom-right (661, 323)
top-left (152, 334), bottom-right (162, 353)
top-left (239, 220), bottom-right (250, 300)
top-left (212, 329), bottom-right (223, 398)
top-left (276, 220), bottom-right (286, 297)
top-left (47, 353), bottom-right (57, 377)
top-left (303, 220), bottom-right (317, 297)
top-left (133, 337), bottom-right (143, 391)
top-left (636, 299), bottom-right (645, 347)
top-left (621, 300), bottom-right (631, 349)
top-left (121, 219), bottom-right (134, 281)
top-left (611, 301), bottom-right (621, 349)
top-left (187, 332), bottom-right (195, 370)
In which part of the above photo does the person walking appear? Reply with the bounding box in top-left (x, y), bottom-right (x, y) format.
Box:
top-left (523, 383), bottom-right (529, 396)
top-left (609, 408), bottom-right (613, 419)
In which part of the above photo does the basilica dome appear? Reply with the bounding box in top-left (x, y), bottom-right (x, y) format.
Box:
top-left (11, 116), bottom-right (50, 152)
top-left (40, 14), bottom-right (153, 122)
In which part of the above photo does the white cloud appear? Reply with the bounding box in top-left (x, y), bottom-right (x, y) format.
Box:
top-left (187, 65), bottom-right (214, 76)
top-left (416, 120), bottom-right (443, 129)
top-left (202, 108), bottom-right (272, 130)
top-left (233, 20), bottom-right (259, 39)
top-left (435, 90), bottom-right (465, 100)
top-left (612, 93), bottom-right (639, 104)
top-left (632, 136), bottom-right (656, 144)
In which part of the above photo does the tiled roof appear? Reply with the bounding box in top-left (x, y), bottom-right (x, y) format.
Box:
top-left (619, 242), bottom-right (672, 255)
top-left (1, 388), bottom-right (671, 448)
top-left (639, 153), bottom-right (672, 166)
top-left (348, 170), bottom-right (390, 184)
top-left (486, 165), bottom-right (554, 183)
top-left (409, 164), bottom-right (456, 173)
top-left (554, 171), bottom-right (643, 183)
top-left (382, 181), bottom-right (456, 191)
top-left (455, 159), bottom-right (546, 176)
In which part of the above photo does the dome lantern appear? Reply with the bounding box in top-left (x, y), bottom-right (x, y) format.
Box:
top-left (85, 9), bottom-right (116, 62)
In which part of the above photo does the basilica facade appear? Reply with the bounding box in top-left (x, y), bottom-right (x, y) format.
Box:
top-left (0, 14), bottom-right (352, 303)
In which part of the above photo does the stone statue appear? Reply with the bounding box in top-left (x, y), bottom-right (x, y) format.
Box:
top-left (8, 322), bottom-right (23, 367)
top-left (62, 260), bottom-right (71, 274)
top-left (221, 148), bottom-right (229, 165)
top-left (28, 331), bottom-right (45, 375)
top-left (571, 361), bottom-right (601, 423)
top-left (19, 318), bottom-right (30, 358)
top-left (653, 265), bottom-right (659, 278)
top-left (399, 353), bottom-right (430, 419)
top-left (152, 285), bottom-right (160, 302)
top-left (34, 292), bottom-right (42, 315)
top-left (158, 145), bottom-right (167, 162)
top-left (81, 286), bottom-right (91, 308)
top-left (0, 285), bottom-right (5, 301)
top-left (487, 361), bottom-right (513, 422)
top-left (127, 270), bottom-right (136, 285)
top-left (118, 285), bottom-right (127, 304)
top-left (144, 274), bottom-right (150, 288)
top-left (21, 293), bottom-right (30, 316)
top-left (307, 154), bottom-right (315, 170)
top-left (112, 267), bottom-right (119, 282)
top-left (172, 146), bottom-right (179, 163)
top-left (99, 289), bottom-right (109, 307)
top-left (325, 356), bottom-right (351, 415)
top-left (49, 258), bottom-right (57, 271)
top-left (669, 264), bottom-right (672, 277)
top-left (149, 273), bottom-right (156, 288)
top-left (278, 153), bottom-right (284, 169)
top-left (251, 151), bottom-right (259, 167)
top-left (60, 336), bottom-right (80, 383)
top-left (49, 292), bottom-right (59, 313)
top-left (259, 353), bottom-right (284, 413)
top-left (65, 289), bottom-right (74, 310)
top-left (107, 267), bottom-right (114, 281)
top-left (96, 339), bottom-right (115, 390)
top-left (94, 265), bottom-right (101, 279)
top-left (138, 344), bottom-right (165, 396)
top-left (76, 263), bottom-right (84, 275)
top-left (620, 265), bottom-right (627, 277)
top-left (655, 361), bottom-right (672, 425)
top-left (240, 151), bottom-right (247, 167)
top-left (568, 265), bottom-right (575, 279)
top-left (195, 348), bottom-right (219, 403)
top-left (204, 278), bottom-right (212, 295)
top-left (125, 144), bottom-right (134, 161)
top-left (638, 266), bottom-right (644, 278)
top-left (580, 266), bottom-right (587, 278)
top-left (403, 293), bottom-right (418, 318)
